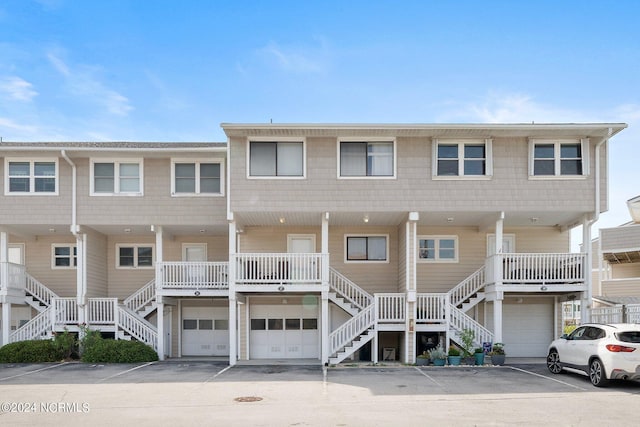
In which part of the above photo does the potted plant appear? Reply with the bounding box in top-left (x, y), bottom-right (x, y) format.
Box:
top-left (416, 351), bottom-right (430, 366)
top-left (459, 328), bottom-right (476, 364)
top-left (474, 347), bottom-right (485, 365)
top-left (447, 347), bottom-right (461, 366)
top-left (428, 345), bottom-right (447, 366)
top-left (489, 342), bottom-right (506, 365)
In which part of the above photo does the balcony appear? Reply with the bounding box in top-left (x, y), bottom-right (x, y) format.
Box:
top-left (232, 253), bottom-right (328, 292)
top-left (157, 262), bottom-right (229, 296)
top-left (485, 253), bottom-right (586, 292)
top-left (0, 261), bottom-right (26, 302)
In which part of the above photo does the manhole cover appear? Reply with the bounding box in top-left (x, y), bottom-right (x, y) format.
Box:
top-left (234, 396), bottom-right (263, 403)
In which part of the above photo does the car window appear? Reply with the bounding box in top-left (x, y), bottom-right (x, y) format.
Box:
top-left (569, 327), bottom-right (588, 340)
top-left (585, 327), bottom-right (604, 340)
top-left (616, 331), bottom-right (640, 343)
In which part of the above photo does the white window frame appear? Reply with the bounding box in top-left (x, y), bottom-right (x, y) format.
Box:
top-left (337, 138), bottom-right (397, 179)
top-left (51, 244), bottom-right (77, 269)
top-left (115, 244), bottom-right (155, 269)
top-left (4, 158), bottom-right (59, 195)
top-left (432, 139), bottom-right (493, 180)
top-left (171, 158), bottom-right (225, 196)
top-left (528, 138), bottom-right (589, 179)
top-left (90, 159), bottom-right (144, 196)
top-left (417, 235), bottom-right (459, 263)
top-left (246, 137), bottom-right (306, 179)
top-left (344, 234), bottom-right (389, 263)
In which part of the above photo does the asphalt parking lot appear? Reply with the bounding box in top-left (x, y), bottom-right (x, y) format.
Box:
top-left (1, 361), bottom-right (638, 426)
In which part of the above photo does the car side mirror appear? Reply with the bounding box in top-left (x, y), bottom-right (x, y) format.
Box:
top-left (561, 334), bottom-right (569, 340)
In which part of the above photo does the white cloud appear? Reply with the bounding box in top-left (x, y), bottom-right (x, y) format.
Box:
top-left (46, 52), bottom-right (133, 116)
top-left (0, 117), bottom-right (38, 134)
top-left (258, 38), bottom-right (330, 74)
top-left (0, 76), bottom-right (38, 101)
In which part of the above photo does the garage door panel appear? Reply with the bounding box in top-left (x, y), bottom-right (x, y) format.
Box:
top-left (182, 306), bottom-right (229, 356)
top-left (503, 302), bottom-right (553, 358)
top-left (250, 305), bottom-right (318, 359)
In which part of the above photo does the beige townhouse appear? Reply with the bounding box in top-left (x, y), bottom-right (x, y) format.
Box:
top-left (0, 122), bottom-right (628, 365)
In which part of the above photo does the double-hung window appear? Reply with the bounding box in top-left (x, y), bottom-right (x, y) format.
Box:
top-left (418, 236), bottom-right (458, 262)
top-left (339, 141), bottom-right (395, 178)
top-left (52, 244), bottom-right (77, 269)
top-left (172, 160), bottom-right (223, 195)
top-left (116, 244), bottom-right (154, 269)
top-left (433, 139), bottom-right (492, 178)
top-left (91, 160), bottom-right (143, 195)
top-left (5, 159), bottom-right (58, 195)
top-left (249, 141), bottom-right (304, 177)
top-left (530, 139), bottom-right (588, 177)
top-left (345, 235), bottom-right (388, 262)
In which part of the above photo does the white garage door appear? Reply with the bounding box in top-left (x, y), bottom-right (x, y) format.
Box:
top-left (503, 302), bottom-right (554, 357)
top-left (250, 305), bottom-right (319, 359)
top-left (182, 307), bottom-right (229, 356)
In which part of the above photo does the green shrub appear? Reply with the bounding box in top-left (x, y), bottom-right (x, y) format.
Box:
top-left (81, 337), bottom-right (158, 363)
top-left (0, 340), bottom-right (64, 363)
top-left (52, 329), bottom-right (78, 360)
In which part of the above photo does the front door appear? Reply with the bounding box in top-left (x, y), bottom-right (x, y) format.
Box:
top-left (8, 244), bottom-right (24, 264)
top-left (287, 235), bottom-right (316, 281)
top-left (183, 244), bottom-right (207, 284)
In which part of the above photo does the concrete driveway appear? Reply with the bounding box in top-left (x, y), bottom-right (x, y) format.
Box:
top-left (0, 361), bottom-right (638, 426)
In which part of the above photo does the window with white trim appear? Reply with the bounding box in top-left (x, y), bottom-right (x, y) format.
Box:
top-left (433, 139), bottom-right (492, 177)
top-left (345, 235), bottom-right (388, 262)
top-left (91, 160), bottom-right (143, 195)
top-left (171, 160), bottom-right (223, 195)
top-left (530, 139), bottom-right (588, 177)
top-left (5, 159), bottom-right (58, 194)
top-left (340, 141), bottom-right (394, 177)
top-left (249, 141), bottom-right (304, 177)
top-left (52, 245), bottom-right (77, 269)
top-left (418, 236), bottom-right (458, 262)
top-left (116, 244), bottom-right (154, 268)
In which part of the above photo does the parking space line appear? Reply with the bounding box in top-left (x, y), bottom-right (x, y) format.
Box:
top-left (508, 366), bottom-right (588, 391)
top-left (202, 365), bottom-right (232, 383)
top-left (413, 366), bottom-right (444, 387)
top-left (0, 362), bottom-right (69, 382)
top-left (95, 361), bottom-right (156, 383)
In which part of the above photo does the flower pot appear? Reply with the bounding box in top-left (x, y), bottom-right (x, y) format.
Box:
top-left (433, 358), bottom-right (446, 366)
top-left (416, 357), bottom-right (429, 366)
top-left (474, 352), bottom-right (485, 365)
top-left (490, 354), bottom-right (505, 365)
top-left (448, 355), bottom-right (461, 366)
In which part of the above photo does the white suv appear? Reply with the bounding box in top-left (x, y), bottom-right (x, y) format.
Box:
top-left (547, 323), bottom-right (640, 387)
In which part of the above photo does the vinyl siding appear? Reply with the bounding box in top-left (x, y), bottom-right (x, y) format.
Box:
top-left (601, 224), bottom-right (640, 252)
top-left (86, 228), bottom-right (108, 298)
top-left (106, 235), bottom-right (156, 300)
top-left (22, 236), bottom-right (77, 297)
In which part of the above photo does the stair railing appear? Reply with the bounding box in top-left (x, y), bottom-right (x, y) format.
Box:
top-left (329, 304), bottom-right (375, 357)
top-left (124, 279), bottom-right (156, 313)
top-left (329, 268), bottom-right (373, 310)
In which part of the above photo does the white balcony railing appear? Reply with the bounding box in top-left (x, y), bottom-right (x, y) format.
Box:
top-left (376, 293), bottom-right (405, 322)
top-left (0, 261), bottom-right (26, 293)
top-left (88, 298), bottom-right (118, 325)
top-left (233, 253), bottom-right (327, 285)
top-left (158, 262), bottom-right (228, 289)
top-left (485, 253), bottom-right (586, 286)
top-left (417, 293), bottom-right (447, 322)
top-left (53, 297), bottom-right (79, 325)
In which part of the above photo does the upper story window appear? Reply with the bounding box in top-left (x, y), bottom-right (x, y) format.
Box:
top-left (339, 141), bottom-right (395, 178)
top-left (248, 140), bottom-right (304, 178)
top-left (172, 159), bottom-right (224, 196)
top-left (433, 139), bottom-right (492, 178)
top-left (116, 244), bottom-right (154, 269)
top-left (52, 244), bottom-right (77, 269)
top-left (91, 160), bottom-right (143, 195)
top-left (529, 139), bottom-right (588, 178)
top-left (345, 235), bottom-right (388, 262)
top-left (418, 236), bottom-right (458, 262)
top-left (5, 159), bottom-right (58, 195)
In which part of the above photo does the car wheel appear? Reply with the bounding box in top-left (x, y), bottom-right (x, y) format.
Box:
top-left (546, 350), bottom-right (563, 374)
top-left (589, 358), bottom-right (609, 387)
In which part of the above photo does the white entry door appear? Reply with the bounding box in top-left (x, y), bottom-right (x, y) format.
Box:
top-left (8, 244), bottom-right (24, 264)
top-left (183, 244), bottom-right (207, 284)
top-left (287, 235), bottom-right (316, 281)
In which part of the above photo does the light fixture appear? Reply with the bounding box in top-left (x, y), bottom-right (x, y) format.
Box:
top-left (278, 285), bottom-right (285, 292)
top-left (515, 297), bottom-right (523, 304)
top-left (530, 217), bottom-right (539, 223)
top-left (194, 290), bottom-right (201, 296)
top-left (279, 217), bottom-right (285, 224)
top-left (540, 285), bottom-right (548, 291)
top-left (48, 228), bottom-right (56, 233)
top-left (447, 217), bottom-right (454, 223)
top-left (363, 215), bottom-right (369, 223)
top-left (199, 229), bottom-right (206, 233)
top-left (282, 298), bottom-right (288, 305)
top-left (124, 228), bottom-right (131, 233)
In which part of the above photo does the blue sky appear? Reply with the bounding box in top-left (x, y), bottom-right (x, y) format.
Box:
top-left (0, 0), bottom-right (639, 233)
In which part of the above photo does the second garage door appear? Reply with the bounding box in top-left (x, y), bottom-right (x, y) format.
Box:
top-left (503, 301), bottom-right (554, 357)
top-left (182, 306), bottom-right (229, 356)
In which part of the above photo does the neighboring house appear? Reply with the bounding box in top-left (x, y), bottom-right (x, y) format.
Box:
top-left (592, 195), bottom-right (640, 323)
top-left (0, 123), bottom-right (628, 365)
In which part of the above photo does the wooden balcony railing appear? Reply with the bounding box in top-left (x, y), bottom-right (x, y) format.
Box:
top-left (233, 253), bottom-right (328, 285)
top-left (485, 253), bottom-right (586, 286)
top-left (158, 262), bottom-right (228, 290)
top-left (0, 261), bottom-right (26, 294)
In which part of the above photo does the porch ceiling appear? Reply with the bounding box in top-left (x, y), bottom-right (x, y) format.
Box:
top-left (604, 250), bottom-right (640, 264)
top-left (0, 223), bottom-right (228, 238)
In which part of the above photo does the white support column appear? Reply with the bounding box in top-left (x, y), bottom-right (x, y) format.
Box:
top-left (581, 217), bottom-right (593, 323)
top-left (157, 298), bottom-right (165, 360)
top-left (321, 212), bottom-right (329, 254)
top-left (493, 298), bottom-right (503, 344)
top-left (76, 232), bottom-right (87, 325)
top-left (228, 219), bottom-right (237, 366)
top-left (406, 212), bottom-right (419, 364)
top-left (0, 231), bottom-right (7, 263)
top-left (321, 291), bottom-right (329, 365)
top-left (1, 302), bottom-right (10, 346)
top-left (153, 226), bottom-right (164, 290)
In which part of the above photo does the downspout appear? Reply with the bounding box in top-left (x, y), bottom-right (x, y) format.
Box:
top-left (61, 151), bottom-right (86, 311)
top-left (582, 128), bottom-right (613, 321)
